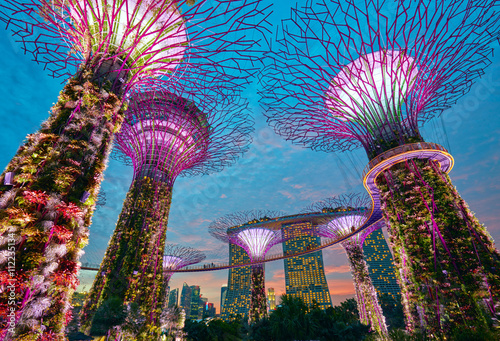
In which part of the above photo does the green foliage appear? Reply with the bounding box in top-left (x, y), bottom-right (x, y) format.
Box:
top-left (0, 63), bottom-right (125, 339)
top-left (80, 177), bottom-right (173, 338)
top-left (378, 293), bottom-right (405, 331)
top-left (183, 297), bottom-right (372, 341)
top-left (250, 296), bottom-right (370, 341)
top-left (377, 159), bottom-right (500, 336)
top-left (89, 296), bottom-right (127, 336)
top-left (184, 318), bottom-right (244, 341)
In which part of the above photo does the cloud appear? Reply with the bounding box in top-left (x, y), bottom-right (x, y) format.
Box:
top-left (278, 190), bottom-right (294, 199)
top-left (292, 184), bottom-right (304, 189)
top-left (324, 265), bottom-right (351, 274)
top-left (327, 278), bottom-right (355, 296)
top-left (220, 194), bottom-right (227, 198)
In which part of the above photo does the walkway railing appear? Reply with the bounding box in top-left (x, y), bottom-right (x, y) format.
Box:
top-left (362, 142), bottom-right (449, 179)
top-left (82, 143), bottom-right (451, 273)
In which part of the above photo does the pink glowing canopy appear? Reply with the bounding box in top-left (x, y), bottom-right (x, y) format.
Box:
top-left (163, 255), bottom-right (184, 271)
top-left (113, 86), bottom-right (253, 184)
top-left (162, 244), bottom-right (206, 272)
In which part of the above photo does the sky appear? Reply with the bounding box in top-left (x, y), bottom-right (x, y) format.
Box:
top-left (1, 1), bottom-right (499, 315)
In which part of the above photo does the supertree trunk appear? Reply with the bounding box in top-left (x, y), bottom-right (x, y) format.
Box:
top-left (80, 175), bottom-right (172, 339)
top-left (344, 241), bottom-right (388, 335)
top-left (377, 158), bottom-right (500, 335)
top-left (0, 62), bottom-right (124, 340)
top-left (250, 263), bottom-right (267, 322)
top-left (385, 233), bottom-right (419, 332)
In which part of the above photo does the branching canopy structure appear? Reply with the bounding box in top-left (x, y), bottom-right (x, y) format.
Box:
top-left (261, 0), bottom-right (500, 336)
top-left (163, 243), bottom-right (205, 283)
top-left (261, 0), bottom-right (499, 158)
top-left (114, 84), bottom-right (254, 184)
top-left (0, 1), bottom-right (269, 339)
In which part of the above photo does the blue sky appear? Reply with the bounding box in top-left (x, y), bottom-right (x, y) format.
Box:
top-left (1, 1), bottom-right (499, 313)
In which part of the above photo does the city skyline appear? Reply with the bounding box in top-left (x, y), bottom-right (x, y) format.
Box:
top-left (1, 1), bottom-right (499, 317)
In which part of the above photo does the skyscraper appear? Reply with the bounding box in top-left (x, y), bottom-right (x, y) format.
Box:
top-left (189, 286), bottom-right (201, 320)
top-left (362, 229), bottom-right (401, 303)
top-left (168, 288), bottom-right (179, 308)
top-left (221, 243), bottom-right (251, 320)
top-left (205, 303), bottom-right (216, 317)
top-left (220, 284), bottom-right (228, 311)
top-left (180, 283), bottom-right (192, 318)
top-left (267, 288), bottom-right (276, 311)
top-left (282, 222), bottom-right (332, 310)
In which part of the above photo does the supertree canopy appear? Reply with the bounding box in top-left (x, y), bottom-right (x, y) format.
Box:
top-left (80, 84), bottom-right (253, 338)
top-left (261, 0), bottom-right (500, 336)
top-left (311, 194), bottom-right (387, 335)
top-left (209, 210), bottom-right (285, 322)
top-left (162, 244), bottom-right (205, 299)
top-left (0, 1), bottom-right (268, 339)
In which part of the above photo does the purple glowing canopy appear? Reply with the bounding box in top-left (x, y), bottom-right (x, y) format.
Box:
top-left (306, 194), bottom-right (372, 244)
top-left (233, 228), bottom-right (282, 261)
top-left (326, 50), bottom-right (418, 133)
top-left (163, 244), bottom-right (205, 271)
top-left (113, 83), bottom-right (253, 184)
top-left (261, 0), bottom-right (499, 156)
top-left (209, 210), bottom-right (286, 261)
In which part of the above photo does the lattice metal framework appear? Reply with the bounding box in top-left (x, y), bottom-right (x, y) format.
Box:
top-left (0, 0), bottom-right (269, 94)
top-left (209, 210), bottom-right (287, 260)
top-left (114, 84), bottom-right (253, 185)
top-left (163, 244), bottom-right (205, 282)
top-left (0, 1), bottom-right (269, 339)
top-left (261, 0), bottom-right (499, 159)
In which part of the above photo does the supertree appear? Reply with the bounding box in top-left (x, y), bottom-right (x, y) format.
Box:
top-left (80, 83), bottom-right (253, 338)
top-left (209, 210), bottom-right (285, 322)
top-left (162, 244), bottom-right (205, 294)
top-left (0, 1), bottom-right (268, 339)
top-left (261, 0), bottom-right (500, 335)
top-left (160, 244), bottom-right (204, 338)
top-left (308, 194), bottom-right (388, 335)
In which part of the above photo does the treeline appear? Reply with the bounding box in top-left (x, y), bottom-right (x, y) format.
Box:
top-left (183, 296), bottom-right (370, 341)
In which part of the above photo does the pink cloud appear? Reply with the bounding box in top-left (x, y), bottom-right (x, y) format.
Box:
top-left (278, 190), bottom-right (294, 199)
top-left (324, 264), bottom-right (351, 274)
top-left (327, 278), bottom-right (355, 296)
top-left (220, 194), bottom-right (227, 198)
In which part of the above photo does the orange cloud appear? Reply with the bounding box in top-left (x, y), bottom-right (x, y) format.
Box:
top-left (327, 278), bottom-right (355, 296)
top-left (324, 264), bottom-right (351, 274)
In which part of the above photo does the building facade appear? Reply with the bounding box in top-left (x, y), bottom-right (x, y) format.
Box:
top-left (189, 285), bottom-right (201, 320)
top-left (220, 284), bottom-right (228, 312)
top-left (267, 287), bottom-right (276, 311)
top-left (282, 221), bottom-right (332, 310)
top-left (221, 243), bottom-right (251, 320)
top-left (180, 283), bottom-right (192, 317)
top-left (362, 228), bottom-right (401, 303)
top-left (168, 287), bottom-right (179, 308)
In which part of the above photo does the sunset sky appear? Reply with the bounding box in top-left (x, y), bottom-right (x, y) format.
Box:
top-left (1, 1), bottom-right (499, 315)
